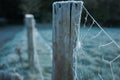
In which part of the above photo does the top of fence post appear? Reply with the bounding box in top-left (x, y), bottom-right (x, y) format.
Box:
top-left (25, 14), bottom-right (35, 28)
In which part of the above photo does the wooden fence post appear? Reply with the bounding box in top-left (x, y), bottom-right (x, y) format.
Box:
top-left (52, 1), bottom-right (83, 80)
top-left (25, 14), bottom-right (35, 69)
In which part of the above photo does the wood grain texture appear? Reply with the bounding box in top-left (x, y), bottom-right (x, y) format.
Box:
top-left (52, 1), bottom-right (83, 80)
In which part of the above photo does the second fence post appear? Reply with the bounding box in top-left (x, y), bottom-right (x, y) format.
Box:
top-left (25, 14), bottom-right (35, 69)
top-left (52, 1), bottom-right (83, 80)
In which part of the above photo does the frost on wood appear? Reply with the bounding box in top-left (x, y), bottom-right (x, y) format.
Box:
top-left (25, 14), bottom-right (36, 69)
top-left (25, 14), bottom-right (35, 28)
top-left (25, 14), bottom-right (44, 80)
top-left (52, 1), bottom-right (83, 80)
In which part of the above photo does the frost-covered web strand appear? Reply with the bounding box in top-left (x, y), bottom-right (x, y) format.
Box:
top-left (102, 56), bottom-right (110, 64)
top-left (110, 63), bottom-right (115, 80)
top-left (102, 56), bottom-right (117, 80)
top-left (83, 5), bottom-right (120, 49)
top-left (35, 29), bottom-right (52, 51)
top-left (110, 55), bottom-right (120, 63)
top-left (73, 50), bottom-right (79, 80)
top-left (82, 20), bottom-right (94, 41)
top-left (99, 41), bottom-right (113, 48)
top-left (73, 3), bottom-right (84, 79)
top-left (98, 73), bottom-right (104, 80)
top-left (73, 17), bottom-right (81, 80)
top-left (83, 13), bottom-right (88, 28)
top-left (34, 52), bottom-right (44, 80)
top-left (91, 30), bottom-right (102, 39)
top-left (73, 44), bottom-right (78, 80)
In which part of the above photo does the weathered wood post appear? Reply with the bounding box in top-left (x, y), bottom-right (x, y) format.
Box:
top-left (25, 14), bottom-right (35, 69)
top-left (52, 1), bottom-right (83, 80)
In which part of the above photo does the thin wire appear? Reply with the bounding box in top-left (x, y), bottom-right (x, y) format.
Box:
top-left (81, 20), bottom-right (94, 41)
top-left (110, 63), bottom-right (115, 80)
top-left (91, 30), bottom-right (102, 39)
top-left (98, 73), bottom-right (104, 80)
top-left (83, 13), bottom-right (88, 28)
top-left (110, 54), bottom-right (120, 63)
top-left (99, 41), bottom-right (113, 48)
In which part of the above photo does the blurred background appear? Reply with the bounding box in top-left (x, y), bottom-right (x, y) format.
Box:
top-left (0, 0), bottom-right (120, 80)
top-left (0, 0), bottom-right (120, 27)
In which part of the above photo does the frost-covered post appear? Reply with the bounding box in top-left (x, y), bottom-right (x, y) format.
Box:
top-left (52, 1), bottom-right (83, 80)
top-left (25, 14), bottom-right (35, 69)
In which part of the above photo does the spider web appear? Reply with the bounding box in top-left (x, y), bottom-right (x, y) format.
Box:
top-left (73, 5), bottom-right (120, 80)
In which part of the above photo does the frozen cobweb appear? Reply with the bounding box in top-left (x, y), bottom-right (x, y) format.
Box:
top-left (73, 5), bottom-right (120, 80)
